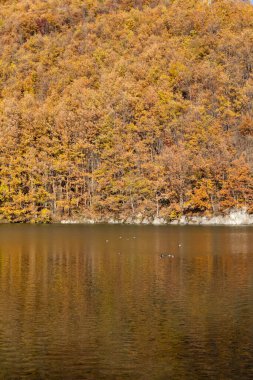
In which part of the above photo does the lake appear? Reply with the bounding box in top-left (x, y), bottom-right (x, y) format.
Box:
top-left (0, 224), bottom-right (252, 379)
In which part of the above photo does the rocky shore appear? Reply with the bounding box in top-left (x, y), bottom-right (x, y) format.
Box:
top-left (61, 209), bottom-right (253, 226)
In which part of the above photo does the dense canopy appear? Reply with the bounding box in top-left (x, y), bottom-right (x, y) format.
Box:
top-left (0, 0), bottom-right (252, 222)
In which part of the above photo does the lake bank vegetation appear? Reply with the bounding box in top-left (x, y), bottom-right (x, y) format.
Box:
top-left (0, 0), bottom-right (253, 223)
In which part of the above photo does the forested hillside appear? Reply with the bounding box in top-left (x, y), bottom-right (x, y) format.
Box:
top-left (0, 0), bottom-right (252, 223)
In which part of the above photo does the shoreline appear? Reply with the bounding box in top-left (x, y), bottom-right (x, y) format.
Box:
top-left (1, 209), bottom-right (252, 226)
top-left (61, 209), bottom-right (253, 226)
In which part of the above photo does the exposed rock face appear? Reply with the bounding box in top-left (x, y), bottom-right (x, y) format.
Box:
top-left (181, 209), bottom-right (253, 226)
top-left (61, 209), bottom-right (253, 226)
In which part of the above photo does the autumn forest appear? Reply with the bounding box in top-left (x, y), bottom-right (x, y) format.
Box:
top-left (0, 0), bottom-right (252, 223)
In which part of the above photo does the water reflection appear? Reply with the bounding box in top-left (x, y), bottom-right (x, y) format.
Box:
top-left (0, 225), bottom-right (252, 379)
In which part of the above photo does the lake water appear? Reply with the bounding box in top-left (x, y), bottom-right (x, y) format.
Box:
top-left (0, 224), bottom-right (252, 379)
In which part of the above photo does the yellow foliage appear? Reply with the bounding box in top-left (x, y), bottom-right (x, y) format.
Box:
top-left (0, 0), bottom-right (252, 222)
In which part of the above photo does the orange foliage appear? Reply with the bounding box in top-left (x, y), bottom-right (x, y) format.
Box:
top-left (0, 0), bottom-right (252, 222)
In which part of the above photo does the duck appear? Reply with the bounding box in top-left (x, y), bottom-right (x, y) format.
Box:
top-left (160, 253), bottom-right (174, 259)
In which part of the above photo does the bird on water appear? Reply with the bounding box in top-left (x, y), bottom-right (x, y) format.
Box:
top-left (160, 253), bottom-right (174, 259)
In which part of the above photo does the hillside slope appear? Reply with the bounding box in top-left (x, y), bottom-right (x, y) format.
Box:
top-left (0, 0), bottom-right (252, 222)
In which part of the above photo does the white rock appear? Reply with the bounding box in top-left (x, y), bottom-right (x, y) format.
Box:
top-left (152, 217), bottom-right (166, 225)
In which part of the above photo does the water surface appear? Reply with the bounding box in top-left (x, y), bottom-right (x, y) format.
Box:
top-left (0, 224), bottom-right (252, 379)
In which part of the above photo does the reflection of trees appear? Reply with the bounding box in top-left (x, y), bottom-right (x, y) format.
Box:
top-left (0, 225), bottom-right (252, 379)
